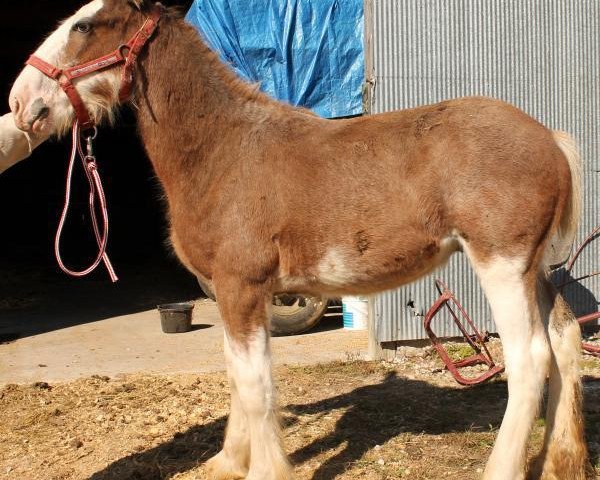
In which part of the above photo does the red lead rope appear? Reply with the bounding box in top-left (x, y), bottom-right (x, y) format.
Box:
top-left (54, 121), bottom-right (118, 282)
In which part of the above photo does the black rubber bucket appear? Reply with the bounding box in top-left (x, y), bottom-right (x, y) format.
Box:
top-left (158, 302), bottom-right (194, 333)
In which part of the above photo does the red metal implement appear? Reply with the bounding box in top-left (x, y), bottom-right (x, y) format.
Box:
top-left (427, 223), bottom-right (600, 385)
top-left (560, 224), bottom-right (600, 358)
top-left (424, 279), bottom-right (504, 386)
top-left (579, 312), bottom-right (600, 357)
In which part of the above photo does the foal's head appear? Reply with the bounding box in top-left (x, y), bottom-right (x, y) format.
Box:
top-left (10, 0), bottom-right (156, 136)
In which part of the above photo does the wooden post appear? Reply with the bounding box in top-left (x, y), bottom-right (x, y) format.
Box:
top-left (367, 296), bottom-right (382, 360)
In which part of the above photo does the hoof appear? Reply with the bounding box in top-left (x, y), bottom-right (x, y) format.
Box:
top-left (245, 467), bottom-right (293, 480)
top-left (206, 450), bottom-right (248, 480)
top-left (244, 459), bottom-right (293, 480)
top-left (482, 471), bottom-right (525, 480)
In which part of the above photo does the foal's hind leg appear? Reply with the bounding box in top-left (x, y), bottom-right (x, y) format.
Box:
top-left (206, 277), bottom-right (291, 480)
top-left (470, 256), bottom-right (551, 480)
top-left (530, 282), bottom-right (591, 480)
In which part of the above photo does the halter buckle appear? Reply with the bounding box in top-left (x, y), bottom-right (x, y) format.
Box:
top-left (118, 44), bottom-right (131, 59)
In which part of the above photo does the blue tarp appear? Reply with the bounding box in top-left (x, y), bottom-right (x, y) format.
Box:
top-left (186, 0), bottom-right (365, 118)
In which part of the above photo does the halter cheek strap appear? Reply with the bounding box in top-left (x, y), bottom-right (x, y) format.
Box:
top-left (119, 7), bottom-right (162, 102)
top-left (25, 5), bottom-right (161, 130)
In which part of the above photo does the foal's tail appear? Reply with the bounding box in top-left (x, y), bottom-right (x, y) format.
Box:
top-left (545, 130), bottom-right (583, 268)
top-left (532, 131), bottom-right (589, 478)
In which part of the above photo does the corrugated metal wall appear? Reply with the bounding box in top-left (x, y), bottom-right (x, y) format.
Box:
top-left (368, 0), bottom-right (600, 341)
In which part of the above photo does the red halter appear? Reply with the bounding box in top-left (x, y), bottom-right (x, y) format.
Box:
top-left (26, 5), bottom-right (162, 130)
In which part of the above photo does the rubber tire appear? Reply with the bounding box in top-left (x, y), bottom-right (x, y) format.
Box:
top-left (196, 279), bottom-right (327, 336)
top-left (270, 295), bottom-right (328, 336)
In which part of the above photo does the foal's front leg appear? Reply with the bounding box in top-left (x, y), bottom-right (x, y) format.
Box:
top-left (207, 278), bottom-right (291, 480)
top-left (206, 343), bottom-right (251, 478)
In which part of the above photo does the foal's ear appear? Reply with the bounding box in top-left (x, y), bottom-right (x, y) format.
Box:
top-left (128, 0), bottom-right (151, 11)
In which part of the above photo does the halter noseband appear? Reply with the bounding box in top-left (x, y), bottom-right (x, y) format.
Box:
top-left (26, 5), bottom-right (162, 130)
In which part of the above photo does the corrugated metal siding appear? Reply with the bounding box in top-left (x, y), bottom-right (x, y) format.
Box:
top-left (370, 0), bottom-right (600, 341)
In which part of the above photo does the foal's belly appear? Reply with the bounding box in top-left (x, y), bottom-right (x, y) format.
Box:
top-left (274, 235), bottom-right (460, 296)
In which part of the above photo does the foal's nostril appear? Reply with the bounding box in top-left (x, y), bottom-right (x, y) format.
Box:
top-left (28, 97), bottom-right (50, 126)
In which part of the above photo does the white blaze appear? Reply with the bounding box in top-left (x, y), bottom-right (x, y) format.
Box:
top-left (35, 0), bottom-right (105, 64)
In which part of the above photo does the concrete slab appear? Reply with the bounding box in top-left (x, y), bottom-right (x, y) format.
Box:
top-left (0, 299), bottom-right (367, 384)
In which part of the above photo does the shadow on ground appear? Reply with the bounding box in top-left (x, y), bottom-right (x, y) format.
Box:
top-left (0, 258), bottom-right (201, 340)
top-left (0, 263), bottom-right (344, 341)
top-left (87, 372), bottom-right (600, 480)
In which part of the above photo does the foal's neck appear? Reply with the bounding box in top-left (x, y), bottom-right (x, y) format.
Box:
top-left (135, 14), bottom-right (274, 179)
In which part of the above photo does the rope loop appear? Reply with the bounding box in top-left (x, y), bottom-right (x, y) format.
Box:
top-left (54, 121), bottom-right (118, 282)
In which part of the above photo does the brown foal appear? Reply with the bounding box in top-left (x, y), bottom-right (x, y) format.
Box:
top-left (9, 1), bottom-right (591, 479)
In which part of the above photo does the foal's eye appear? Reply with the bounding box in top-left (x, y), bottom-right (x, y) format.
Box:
top-left (73, 21), bottom-right (92, 34)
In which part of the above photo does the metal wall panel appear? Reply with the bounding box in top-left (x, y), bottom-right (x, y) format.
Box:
top-left (369, 0), bottom-right (600, 341)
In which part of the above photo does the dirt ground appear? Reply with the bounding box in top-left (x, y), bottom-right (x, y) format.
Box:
top-left (1, 343), bottom-right (599, 480)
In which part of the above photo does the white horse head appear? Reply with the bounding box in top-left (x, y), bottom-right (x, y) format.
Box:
top-left (9, 0), bottom-right (152, 137)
